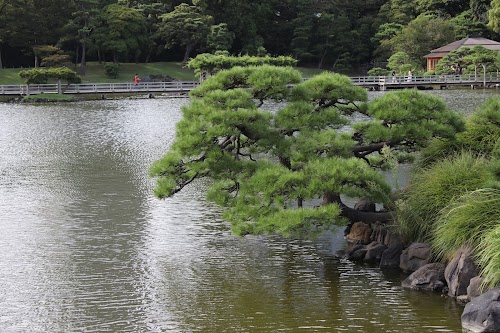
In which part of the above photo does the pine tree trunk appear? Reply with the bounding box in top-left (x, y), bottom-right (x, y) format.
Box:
top-left (80, 41), bottom-right (87, 74)
top-left (183, 44), bottom-right (194, 63)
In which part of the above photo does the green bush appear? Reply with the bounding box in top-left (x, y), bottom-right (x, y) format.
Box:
top-left (187, 53), bottom-right (298, 78)
top-left (19, 67), bottom-right (81, 84)
top-left (367, 67), bottom-right (389, 76)
top-left (395, 151), bottom-right (493, 243)
top-left (458, 97), bottom-right (500, 155)
top-left (419, 97), bottom-right (500, 166)
top-left (104, 63), bottom-right (121, 79)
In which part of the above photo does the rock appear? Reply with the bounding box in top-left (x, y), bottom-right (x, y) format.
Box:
top-left (354, 198), bottom-right (376, 212)
top-left (345, 222), bottom-right (372, 244)
top-left (370, 221), bottom-right (389, 244)
top-left (384, 231), bottom-right (404, 248)
top-left (369, 221), bottom-right (404, 248)
top-left (461, 288), bottom-right (500, 333)
top-left (347, 244), bottom-right (367, 261)
top-left (334, 250), bottom-right (347, 259)
top-left (468, 277), bottom-right (486, 301)
top-left (364, 241), bottom-right (387, 263)
top-left (401, 263), bottom-right (446, 292)
top-left (400, 243), bottom-right (432, 273)
top-left (445, 247), bottom-right (480, 298)
top-left (380, 243), bottom-right (404, 268)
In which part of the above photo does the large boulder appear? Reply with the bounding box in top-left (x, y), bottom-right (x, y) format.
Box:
top-left (400, 243), bottom-right (432, 273)
top-left (380, 243), bottom-right (404, 268)
top-left (445, 247), bottom-right (480, 298)
top-left (347, 244), bottom-right (368, 261)
top-left (345, 222), bottom-right (372, 245)
top-left (461, 288), bottom-right (500, 333)
top-left (370, 221), bottom-right (404, 246)
top-left (401, 263), bottom-right (446, 292)
top-left (364, 241), bottom-right (387, 263)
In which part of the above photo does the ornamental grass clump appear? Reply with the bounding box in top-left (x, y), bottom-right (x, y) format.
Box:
top-left (395, 152), bottom-right (492, 243)
top-left (432, 188), bottom-right (500, 288)
top-left (478, 223), bottom-right (500, 288)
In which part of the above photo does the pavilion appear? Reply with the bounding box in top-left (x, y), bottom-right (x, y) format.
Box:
top-left (424, 36), bottom-right (500, 72)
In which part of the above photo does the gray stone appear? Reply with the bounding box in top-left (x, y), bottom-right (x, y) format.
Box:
top-left (347, 244), bottom-right (368, 261)
top-left (462, 288), bottom-right (500, 333)
top-left (445, 247), bottom-right (480, 297)
top-left (364, 241), bottom-right (387, 263)
top-left (402, 263), bottom-right (446, 292)
top-left (400, 243), bottom-right (432, 273)
top-left (468, 277), bottom-right (486, 301)
top-left (380, 243), bottom-right (404, 268)
top-left (334, 250), bottom-right (347, 259)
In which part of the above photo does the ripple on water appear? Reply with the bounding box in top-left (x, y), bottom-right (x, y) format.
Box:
top-left (0, 97), bottom-right (468, 332)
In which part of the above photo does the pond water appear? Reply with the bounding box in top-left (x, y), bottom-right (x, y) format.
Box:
top-left (0, 89), bottom-right (497, 332)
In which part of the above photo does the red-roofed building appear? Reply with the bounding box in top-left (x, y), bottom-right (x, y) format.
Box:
top-left (424, 36), bottom-right (500, 72)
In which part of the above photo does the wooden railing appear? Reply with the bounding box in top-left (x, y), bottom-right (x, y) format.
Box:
top-left (1, 74), bottom-right (499, 96)
top-left (349, 74), bottom-right (500, 86)
top-left (0, 81), bottom-right (200, 96)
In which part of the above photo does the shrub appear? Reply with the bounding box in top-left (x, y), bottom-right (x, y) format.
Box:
top-left (458, 97), bottom-right (500, 155)
top-left (104, 63), bottom-right (121, 79)
top-left (19, 67), bottom-right (81, 84)
top-left (367, 67), bottom-right (389, 76)
top-left (419, 97), bottom-right (500, 166)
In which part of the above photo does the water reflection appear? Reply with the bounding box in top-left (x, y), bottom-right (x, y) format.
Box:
top-left (0, 91), bottom-right (487, 332)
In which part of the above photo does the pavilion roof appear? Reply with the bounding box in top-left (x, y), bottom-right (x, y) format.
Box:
top-left (424, 36), bottom-right (500, 58)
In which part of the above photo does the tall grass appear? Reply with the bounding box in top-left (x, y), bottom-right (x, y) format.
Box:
top-left (432, 189), bottom-right (500, 288)
top-left (478, 224), bottom-right (500, 288)
top-left (395, 151), bottom-right (492, 243)
top-left (432, 188), bottom-right (500, 258)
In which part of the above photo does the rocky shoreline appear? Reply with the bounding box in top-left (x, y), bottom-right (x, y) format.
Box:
top-left (336, 215), bottom-right (500, 333)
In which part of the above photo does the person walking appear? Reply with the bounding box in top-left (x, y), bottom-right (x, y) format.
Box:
top-left (134, 74), bottom-right (140, 86)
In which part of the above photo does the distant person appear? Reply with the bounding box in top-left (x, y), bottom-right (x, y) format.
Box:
top-left (391, 70), bottom-right (396, 82)
top-left (407, 70), bottom-right (412, 82)
top-left (134, 74), bottom-right (140, 86)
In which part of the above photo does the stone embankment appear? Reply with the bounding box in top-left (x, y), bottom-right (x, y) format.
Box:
top-left (336, 203), bottom-right (500, 333)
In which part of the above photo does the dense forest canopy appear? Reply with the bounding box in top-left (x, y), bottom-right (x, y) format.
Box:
top-left (0, 0), bottom-right (498, 72)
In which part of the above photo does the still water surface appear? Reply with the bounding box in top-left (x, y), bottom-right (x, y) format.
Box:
top-left (0, 90), bottom-right (497, 332)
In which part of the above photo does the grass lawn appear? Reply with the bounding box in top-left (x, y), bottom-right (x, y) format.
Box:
top-left (0, 62), bottom-right (326, 85)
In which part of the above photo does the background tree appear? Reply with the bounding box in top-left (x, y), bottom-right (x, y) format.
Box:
top-left (450, 10), bottom-right (490, 38)
top-left (387, 51), bottom-right (419, 74)
top-left (415, 0), bottom-right (469, 17)
top-left (157, 3), bottom-right (213, 63)
top-left (60, 0), bottom-right (100, 73)
top-left (488, 0), bottom-right (500, 34)
top-left (135, 1), bottom-right (168, 63)
top-left (91, 3), bottom-right (147, 63)
top-left (206, 23), bottom-right (234, 53)
top-left (371, 22), bottom-right (404, 62)
top-left (151, 64), bottom-right (464, 236)
top-left (389, 14), bottom-right (456, 67)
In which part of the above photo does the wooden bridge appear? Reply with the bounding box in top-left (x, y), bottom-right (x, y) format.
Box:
top-left (350, 74), bottom-right (500, 91)
top-left (0, 74), bottom-right (499, 96)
